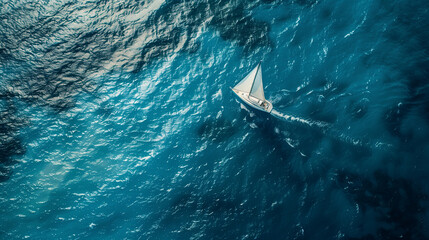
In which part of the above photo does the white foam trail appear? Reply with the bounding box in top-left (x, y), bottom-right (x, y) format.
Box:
top-left (271, 109), bottom-right (329, 129)
top-left (270, 108), bottom-right (392, 150)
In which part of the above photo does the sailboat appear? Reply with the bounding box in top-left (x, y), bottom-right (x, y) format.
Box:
top-left (231, 62), bottom-right (273, 114)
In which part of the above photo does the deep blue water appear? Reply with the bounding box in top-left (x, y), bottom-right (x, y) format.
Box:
top-left (1, 0), bottom-right (429, 239)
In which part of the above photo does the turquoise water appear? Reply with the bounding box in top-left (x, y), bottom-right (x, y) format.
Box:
top-left (1, 0), bottom-right (429, 239)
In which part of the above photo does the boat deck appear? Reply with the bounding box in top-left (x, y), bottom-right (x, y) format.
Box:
top-left (231, 88), bottom-right (273, 113)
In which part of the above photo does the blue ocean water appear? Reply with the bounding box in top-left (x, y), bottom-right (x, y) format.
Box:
top-left (1, 0), bottom-right (429, 239)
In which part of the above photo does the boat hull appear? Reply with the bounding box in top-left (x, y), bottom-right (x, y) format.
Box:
top-left (231, 88), bottom-right (273, 115)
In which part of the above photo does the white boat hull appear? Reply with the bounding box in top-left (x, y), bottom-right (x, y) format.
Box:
top-left (231, 88), bottom-right (273, 114)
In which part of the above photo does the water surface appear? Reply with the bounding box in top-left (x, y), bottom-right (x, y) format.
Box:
top-left (1, 0), bottom-right (429, 239)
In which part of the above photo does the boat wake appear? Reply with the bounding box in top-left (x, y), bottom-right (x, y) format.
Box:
top-left (231, 62), bottom-right (391, 151)
top-left (270, 109), bottom-right (392, 150)
top-left (271, 109), bottom-right (329, 129)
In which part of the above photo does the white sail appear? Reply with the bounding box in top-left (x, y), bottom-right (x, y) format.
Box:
top-left (231, 62), bottom-right (273, 113)
top-left (233, 64), bottom-right (259, 93)
top-left (250, 63), bottom-right (265, 100)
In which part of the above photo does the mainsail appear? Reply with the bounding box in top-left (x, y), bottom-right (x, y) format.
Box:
top-left (250, 64), bottom-right (265, 100)
top-left (233, 64), bottom-right (258, 93)
top-left (233, 63), bottom-right (265, 101)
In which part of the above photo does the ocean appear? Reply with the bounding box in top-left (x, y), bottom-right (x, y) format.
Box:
top-left (1, 0), bottom-right (429, 239)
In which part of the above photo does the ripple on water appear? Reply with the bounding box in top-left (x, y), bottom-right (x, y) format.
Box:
top-left (1, 0), bottom-right (429, 239)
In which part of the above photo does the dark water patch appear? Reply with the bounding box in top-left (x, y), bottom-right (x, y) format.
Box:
top-left (246, 113), bottom-right (328, 191)
top-left (384, 83), bottom-right (428, 144)
top-left (327, 134), bottom-right (372, 161)
top-left (135, 1), bottom-right (202, 72)
top-left (319, 80), bottom-right (350, 99)
top-left (0, 136), bottom-right (25, 165)
top-left (336, 169), bottom-right (428, 240)
top-left (270, 108), bottom-right (329, 157)
top-left (294, 80), bottom-right (350, 124)
top-left (10, 72), bottom-right (88, 112)
top-left (209, 0), bottom-right (272, 53)
top-left (0, 46), bottom-right (11, 62)
top-left (0, 98), bottom-right (28, 182)
top-left (362, 0), bottom-right (429, 145)
top-left (289, 24), bottom-right (307, 47)
top-left (95, 101), bottom-right (115, 118)
top-left (0, 3), bottom-right (102, 111)
top-left (259, 201), bottom-right (294, 239)
top-left (288, 94), bottom-right (336, 125)
top-left (135, 0), bottom-right (273, 71)
top-left (319, 5), bottom-right (333, 20)
top-left (197, 117), bottom-right (237, 143)
top-left (284, 121), bottom-right (325, 158)
top-left (306, 101), bottom-right (337, 123)
top-left (169, 192), bottom-right (197, 213)
top-left (384, 102), bottom-right (406, 140)
top-left (255, 117), bottom-right (295, 158)
top-left (0, 166), bottom-right (11, 182)
top-left (347, 98), bottom-right (369, 119)
top-left (247, 117), bottom-right (296, 170)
